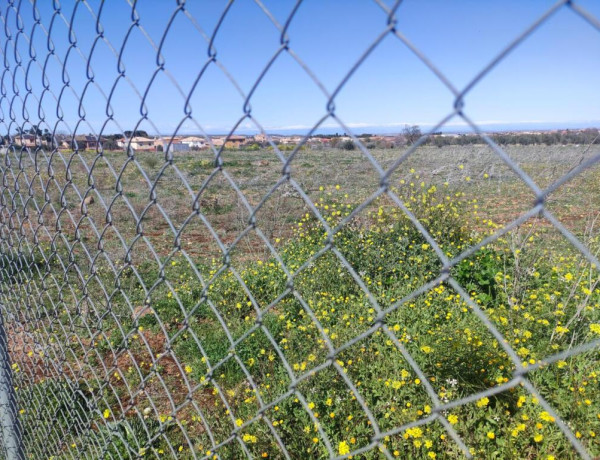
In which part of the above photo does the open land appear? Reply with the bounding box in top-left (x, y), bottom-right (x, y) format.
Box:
top-left (3, 143), bottom-right (600, 459)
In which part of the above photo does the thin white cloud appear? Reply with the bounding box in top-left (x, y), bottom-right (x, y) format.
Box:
top-left (259, 118), bottom-right (600, 132)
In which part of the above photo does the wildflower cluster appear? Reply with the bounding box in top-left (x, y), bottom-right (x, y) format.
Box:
top-left (22, 170), bottom-right (599, 459)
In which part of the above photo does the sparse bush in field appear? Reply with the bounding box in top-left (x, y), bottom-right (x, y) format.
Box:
top-left (143, 154), bottom-right (160, 169)
top-left (242, 142), bottom-right (260, 151)
top-left (340, 139), bottom-right (356, 150)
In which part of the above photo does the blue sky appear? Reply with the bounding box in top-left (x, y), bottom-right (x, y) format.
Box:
top-left (4, 0), bottom-right (600, 136)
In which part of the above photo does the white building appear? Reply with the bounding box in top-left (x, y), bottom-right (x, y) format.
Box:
top-left (117, 136), bottom-right (155, 151)
top-left (180, 136), bottom-right (207, 149)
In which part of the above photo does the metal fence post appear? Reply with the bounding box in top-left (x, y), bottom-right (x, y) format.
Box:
top-left (0, 310), bottom-right (23, 460)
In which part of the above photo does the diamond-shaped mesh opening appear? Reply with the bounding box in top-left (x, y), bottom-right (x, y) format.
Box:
top-left (523, 352), bottom-right (600, 457)
top-left (378, 419), bottom-right (458, 458)
top-left (290, 367), bottom-right (378, 457)
top-left (385, 141), bottom-right (538, 254)
top-left (499, 143), bottom-right (600, 190)
top-left (449, 218), bottom-right (600, 365)
top-left (544, 160), bottom-right (600, 237)
top-left (447, 383), bottom-right (588, 459)
top-left (332, 193), bottom-right (443, 298)
top-left (381, 282), bottom-right (511, 403)
top-left (330, 330), bottom-right (433, 433)
top-left (334, 35), bottom-right (456, 135)
top-left (465, 8), bottom-right (600, 136)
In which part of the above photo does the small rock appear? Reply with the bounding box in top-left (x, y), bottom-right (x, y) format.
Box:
top-left (81, 195), bottom-right (95, 207)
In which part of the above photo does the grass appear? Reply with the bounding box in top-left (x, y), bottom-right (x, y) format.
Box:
top-left (3, 144), bottom-right (600, 459)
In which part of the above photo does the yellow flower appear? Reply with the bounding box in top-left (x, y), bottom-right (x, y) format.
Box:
top-left (447, 414), bottom-right (458, 425)
top-left (534, 434), bottom-right (543, 442)
top-left (476, 397), bottom-right (489, 408)
top-left (184, 365), bottom-right (192, 374)
top-left (338, 441), bottom-right (350, 455)
top-left (539, 412), bottom-right (555, 423)
top-left (236, 419), bottom-right (243, 427)
top-left (487, 431), bottom-right (495, 439)
top-left (103, 409), bottom-right (111, 419)
top-left (406, 427), bottom-right (423, 438)
top-left (590, 324), bottom-right (600, 335)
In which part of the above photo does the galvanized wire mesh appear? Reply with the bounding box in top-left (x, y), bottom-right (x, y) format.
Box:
top-left (0, 0), bottom-right (599, 459)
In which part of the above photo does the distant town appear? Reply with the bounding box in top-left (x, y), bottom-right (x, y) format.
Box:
top-left (5, 126), bottom-right (599, 152)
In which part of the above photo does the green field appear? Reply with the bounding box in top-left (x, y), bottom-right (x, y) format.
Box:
top-left (4, 144), bottom-right (600, 459)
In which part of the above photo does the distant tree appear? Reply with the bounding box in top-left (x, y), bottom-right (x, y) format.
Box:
top-left (402, 125), bottom-right (422, 145)
top-left (102, 139), bottom-right (119, 150)
top-left (124, 130), bottom-right (149, 138)
top-left (542, 133), bottom-right (558, 146)
top-left (28, 125), bottom-right (42, 136)
top-left (42, 128), bottom-right (52, 144)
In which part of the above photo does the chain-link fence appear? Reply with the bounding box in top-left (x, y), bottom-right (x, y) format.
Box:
top-left (1, 0), bottom-right (600, 459)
